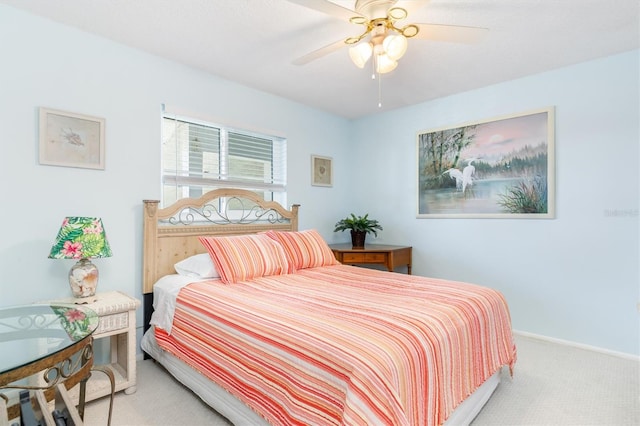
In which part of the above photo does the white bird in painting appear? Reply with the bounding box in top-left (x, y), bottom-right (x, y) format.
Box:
top-left (443, 168), bottom-right (464, 191)
top-left (443, 159), bottom-right (478, 193)
top-left (462, 159), bottom-right (477, 192)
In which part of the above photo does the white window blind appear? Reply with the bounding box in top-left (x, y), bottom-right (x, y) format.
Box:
top-left (162, 112), bottom-right (286, 206)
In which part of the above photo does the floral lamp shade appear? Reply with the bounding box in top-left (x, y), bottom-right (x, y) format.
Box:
top-left (49, 217), bottom-right (112, 299)
top-left (49, 217), bottom-right (112, 259)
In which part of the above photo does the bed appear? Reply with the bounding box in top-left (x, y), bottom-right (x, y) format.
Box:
top-left (140, 188), bottom-right (516, 425)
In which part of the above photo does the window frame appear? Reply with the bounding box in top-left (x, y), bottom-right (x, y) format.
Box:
top-left (161, 111), bottom-right (287, 207)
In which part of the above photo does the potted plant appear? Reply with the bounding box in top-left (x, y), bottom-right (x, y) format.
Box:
top-left (333, 213), bottom-right (383, 249)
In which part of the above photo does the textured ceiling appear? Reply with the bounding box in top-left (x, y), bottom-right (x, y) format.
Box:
top-left (3, 0), bottom-right (639, 119)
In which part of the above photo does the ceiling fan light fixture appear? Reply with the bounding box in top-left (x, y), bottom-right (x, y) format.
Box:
top-left (372, 41), bottom-right (385, 56)
top-left (375, 53), bottom-right (397, 74)
top-left (401, 24), bottom-right (419, 38)
top-left (383, 33), bottom-right (407, 60)
top-left (349, 15), bottom-right (368, 25)
top-left (349, 42), bottom-right (373, 68)
top-left (388, 7), bottom-right (408, 21)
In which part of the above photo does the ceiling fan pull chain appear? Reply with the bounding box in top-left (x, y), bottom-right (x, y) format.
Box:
top-left (371, 54), bottom-right (376, 80)
top-left (378, 72), bottom-right (383, 108)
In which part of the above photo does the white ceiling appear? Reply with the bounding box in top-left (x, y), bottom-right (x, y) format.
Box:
top-left (3, 0), bottom-right (639, 119)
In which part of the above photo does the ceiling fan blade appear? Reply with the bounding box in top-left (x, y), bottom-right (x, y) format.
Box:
top-left (285, 0), bottom-right (362, 22)
top-left (413, 23), bottom-right (488, 44)
top-left (400, 0), bottom-right (431, 16)
top-left (292, 39), bottom-right (347, 65)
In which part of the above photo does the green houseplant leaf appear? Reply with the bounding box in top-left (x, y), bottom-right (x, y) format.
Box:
top-left (333, 213), bottom-right (383, 237)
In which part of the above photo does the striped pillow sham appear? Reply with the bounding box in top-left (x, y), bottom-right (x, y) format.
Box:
top-left (199, 234), bottom-right (290, 284)
top-left (264, 229), bottom-right (338, 271)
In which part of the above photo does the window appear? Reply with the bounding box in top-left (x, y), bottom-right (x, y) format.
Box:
top-left (162, 112), bottom-right (287, 207)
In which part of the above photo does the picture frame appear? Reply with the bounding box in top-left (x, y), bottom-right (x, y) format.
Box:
top-left (39, 107), bottom-right (106, 170)
top-left (416, 107), bottom-right (555, 218)
top-left (311, 155), bottom-right (333, 187)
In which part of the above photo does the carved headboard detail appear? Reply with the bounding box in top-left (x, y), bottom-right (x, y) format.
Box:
top-left (142, 188), bottom-right (299, 295)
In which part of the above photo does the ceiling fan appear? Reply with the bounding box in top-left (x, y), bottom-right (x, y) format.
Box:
top-left (288, 0), bottom-right (488, 74)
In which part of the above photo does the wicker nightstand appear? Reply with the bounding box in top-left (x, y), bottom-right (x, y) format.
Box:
top-left (45, 291), bottom-right (140, 402)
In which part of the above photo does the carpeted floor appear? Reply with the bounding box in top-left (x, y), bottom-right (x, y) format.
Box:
top-left (84, 334), bottom-right (640, 425)
top-left (471, 335), bottom-right (639, 425)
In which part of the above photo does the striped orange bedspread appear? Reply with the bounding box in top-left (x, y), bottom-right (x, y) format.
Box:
top-left (155, 264), bottom-right (516, 425)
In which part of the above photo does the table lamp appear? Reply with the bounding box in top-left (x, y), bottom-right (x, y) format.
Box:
top-left (49, 217), bottom-right (112, 299)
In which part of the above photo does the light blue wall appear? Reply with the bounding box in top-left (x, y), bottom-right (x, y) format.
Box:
top-left (0, 4), bottom-right (637, 356)
top-left (0, 5), bottom-right (350, 317)
top-left (349, 51), bottom-right (640, 355)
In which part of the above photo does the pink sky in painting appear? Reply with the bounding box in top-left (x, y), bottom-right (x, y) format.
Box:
top-left (461, 111), bottom-right (549, 164)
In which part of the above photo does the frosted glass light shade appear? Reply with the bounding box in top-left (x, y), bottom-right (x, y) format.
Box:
top-left (383, 34), bottom-right (408, 60)
top-left (376, 54), bottom-right (398, 74)
top-left (349, 43), bottom-right (373, 68)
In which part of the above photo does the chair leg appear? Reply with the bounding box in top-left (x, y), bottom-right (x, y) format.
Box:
top-left (55, 384), bottom-right (84, 426)
top-left (0, 396), bottom-right (9, 426)
top-left (34, 390), bottom-right (55, 426)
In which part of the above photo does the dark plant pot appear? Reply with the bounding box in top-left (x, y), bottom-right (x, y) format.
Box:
top-left (351, 230), bottom-right (366, 249)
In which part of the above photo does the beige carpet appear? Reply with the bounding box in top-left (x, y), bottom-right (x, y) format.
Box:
top-left (472, 335), bottom-right (639, 425)
top-left (85, 334), bottom-right (640, 425)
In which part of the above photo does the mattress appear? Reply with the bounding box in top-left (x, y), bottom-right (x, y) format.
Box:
top-left (146, 265), bottom-right (515, 425)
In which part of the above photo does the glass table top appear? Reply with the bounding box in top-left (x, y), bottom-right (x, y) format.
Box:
top-left (0, 304), bottom-right (98, 375)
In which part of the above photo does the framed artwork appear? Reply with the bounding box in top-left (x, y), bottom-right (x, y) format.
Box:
top-left (416, 107), bottom-right (555, 218)
top-left (311, 155), bottom-right (333, 187)
top-left (39, 107), bottom-right (106, 170)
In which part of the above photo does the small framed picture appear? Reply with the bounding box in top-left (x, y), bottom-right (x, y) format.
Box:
top-left (311, 155), bottom-right (333, 187)
top-left (39, 107), bottom-right (106, 170)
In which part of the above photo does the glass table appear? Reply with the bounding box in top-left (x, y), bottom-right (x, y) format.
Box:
top-left (0, 304), bottom-right (111, 425)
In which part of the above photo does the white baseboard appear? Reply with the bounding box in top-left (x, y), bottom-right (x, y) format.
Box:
top-left (513, 330), bottom-right (639, 361)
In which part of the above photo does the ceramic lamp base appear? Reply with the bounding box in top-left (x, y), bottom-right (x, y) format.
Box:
top-left (69, 258), bottom-right (99, 298)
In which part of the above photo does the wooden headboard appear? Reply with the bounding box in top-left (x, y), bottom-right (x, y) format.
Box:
top-left (142, 188), bottom-right (300, 295)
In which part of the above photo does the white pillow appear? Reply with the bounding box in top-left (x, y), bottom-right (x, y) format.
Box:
top-left (174, 253), bottom-right (220, 278)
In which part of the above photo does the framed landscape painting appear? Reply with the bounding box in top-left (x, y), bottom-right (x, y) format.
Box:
top-left (416, 107), bottom-right (555, 218)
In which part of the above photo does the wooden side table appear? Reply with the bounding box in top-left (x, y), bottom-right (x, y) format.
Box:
top-left (329, 244), bottom-right (412, 274)
top-left (45, 291), bottom-right (140, 402)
